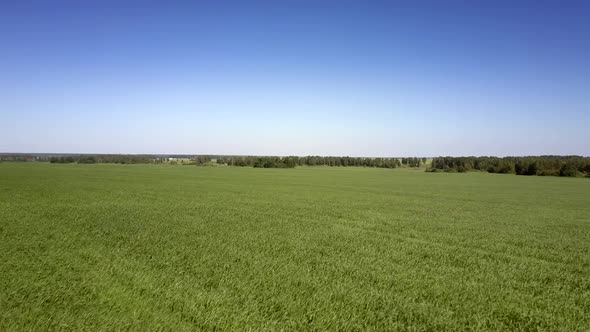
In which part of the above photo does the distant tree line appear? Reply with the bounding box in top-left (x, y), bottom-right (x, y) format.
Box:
top-left (2, 153), bottom-right (428, 168)
top-left (0, 154), bottom-right (37, 162)
top-left (214, 156), bottom-right (409, 168)
top-left (48, 155), bottom-right (156, 164)
top-left (429, 156), bottom-right (590, 177)
top-left (215, 156), bottom-right (297, 168)
top-left (16, 154), bottom-right (416, 168)
top-left (401, 157), bottom-right (425, 167)
top-left (5, 153), bottom-right (590, 177)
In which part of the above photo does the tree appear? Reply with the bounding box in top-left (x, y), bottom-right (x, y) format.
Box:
top-left (559, 163), bottom-right (577, 177)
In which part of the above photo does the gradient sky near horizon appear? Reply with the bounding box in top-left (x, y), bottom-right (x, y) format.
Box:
top-left (1, 1), bottom-right (589, 157)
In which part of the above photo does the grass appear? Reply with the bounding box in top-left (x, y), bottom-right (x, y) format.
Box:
top-left (1, 163), bottom-right (589, 331)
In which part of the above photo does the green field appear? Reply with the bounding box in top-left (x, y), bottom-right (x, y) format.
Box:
top-left (1, 163), bottom-right (589, 331)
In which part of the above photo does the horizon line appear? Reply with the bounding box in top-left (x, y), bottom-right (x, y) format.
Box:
top-left (2, 152), bottom-right (589, 158)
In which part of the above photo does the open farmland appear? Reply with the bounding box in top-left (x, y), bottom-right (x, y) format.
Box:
top-left (1, 163), bottom-right (589, 331)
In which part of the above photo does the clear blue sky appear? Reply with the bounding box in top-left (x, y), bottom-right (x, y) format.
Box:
top-left (1, 1), bottom-right (588, 156)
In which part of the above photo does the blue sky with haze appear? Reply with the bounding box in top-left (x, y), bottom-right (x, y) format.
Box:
top-left (1, 1), bottom-right (589, 156)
